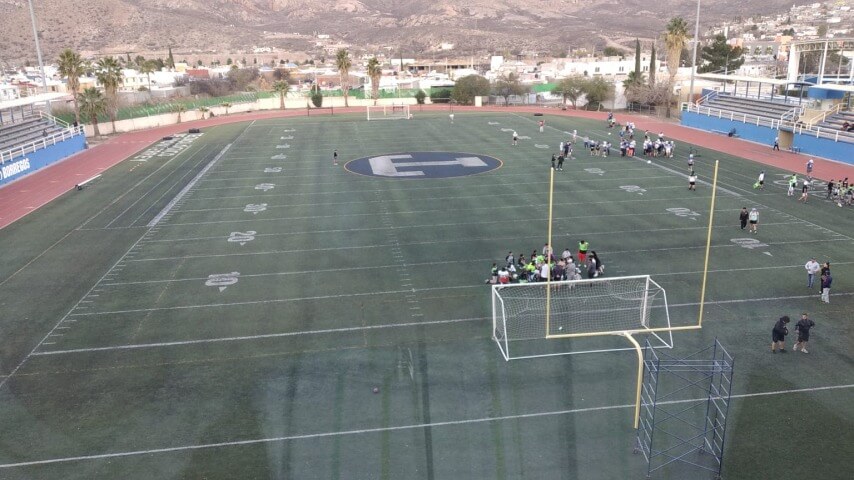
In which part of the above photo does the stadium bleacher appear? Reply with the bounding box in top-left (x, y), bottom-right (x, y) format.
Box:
top-left (702, 93), bottom-right (797, 122)
top-left (0, 117), bottom-right (65, 154)
top-left (815, 110), bottom-right (854, 142)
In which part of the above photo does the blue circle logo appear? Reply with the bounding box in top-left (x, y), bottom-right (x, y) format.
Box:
top-left (345, 152), bottom-right (502, 178)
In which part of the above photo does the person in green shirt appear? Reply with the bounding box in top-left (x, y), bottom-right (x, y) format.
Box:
top-left (578, 240), bottom-right (589, 264)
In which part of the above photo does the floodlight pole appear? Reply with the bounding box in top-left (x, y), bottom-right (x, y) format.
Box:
top-left (545, 166), bottom-right (555, 335)
top-left (27, 0), bottom-right (51, 113)
top-left (687, 0), bottom-right (701, 105)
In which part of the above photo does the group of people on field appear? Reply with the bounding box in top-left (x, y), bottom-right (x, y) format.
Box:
top-left (487, 242), bottom-right (604, 285)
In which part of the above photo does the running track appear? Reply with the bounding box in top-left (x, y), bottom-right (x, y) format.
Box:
top-left (1, 106), bottom-right (852, 230)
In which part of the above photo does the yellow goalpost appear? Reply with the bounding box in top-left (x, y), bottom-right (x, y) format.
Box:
top-left (539, 160), bottom-right (721, 428)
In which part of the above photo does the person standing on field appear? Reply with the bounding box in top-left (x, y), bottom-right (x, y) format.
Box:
top-left (739, 207), bottom-right (749, 230)
top-left (577, 240), bottom-right (589, 264)
top-left (805, 258), bottom-right (820, 289)
top-left (820, 272), bottom-right (832, 303)
top-left (771, 315), bottom-right (790, 353)
top-left (333, 149), bottom-right (339, 166)
top-left (793, 313), bottom-right (815, 353)
top-left (748, 208), bottom-right (759, 234)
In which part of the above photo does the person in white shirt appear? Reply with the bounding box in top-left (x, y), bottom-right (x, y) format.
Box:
top-left (688, 172), bottom-right (697, 191)
top-left (805, 258), bottom-right (821, 289)
top-left (539, 262), bottom-right (551, 282)
top-left (498, 267), bottom-right (510, 284)
top-left (756, 171), bottom-right (765, 190)
top-left (748, 208), bottom-right (759, 234)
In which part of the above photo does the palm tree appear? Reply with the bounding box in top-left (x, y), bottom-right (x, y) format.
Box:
top-left (272, 80), bottom-right (289, 110)
top-left (198, 106), bottom-right (209, 120)
top-left (139, 59), bottom-right (156, 100)
top-left (173, 104), bottom-right (187, 123)
top-left (335, 49), bottom-right (352, 107)
top-left (95, 56), bottom-right (123, 133)
top-left (622, 70), bottom-right (646, 90)
top-left (77, 87), bottom-right (107, 137)
top-left (221, 102), bottom-right (232, 116)
top-left (366, 57), bottom-right (382, 106)
top-left (664, 17), bottom-right (690, 116)
top-left (57, 49), bottom-right (85, 125)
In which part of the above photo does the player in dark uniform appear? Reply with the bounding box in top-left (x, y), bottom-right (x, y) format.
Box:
top-left (333, 149), bottom-right (339, 166)
top-left (550, 153), bottom-right (557, 170)
top-left (556, 153), bottom-right (565, 171)
top-left (793, 313), bottom-right (815, 353)
top-left (739, 207), bottom-right (749, 230)
top-left (771, 315), bottom-right (790, 353)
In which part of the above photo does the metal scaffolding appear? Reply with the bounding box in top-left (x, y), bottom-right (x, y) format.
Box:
top-left (634, 339), bottom-right (734, 479)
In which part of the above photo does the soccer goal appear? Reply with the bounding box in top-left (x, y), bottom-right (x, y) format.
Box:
top-left (366, 104), bottom-right (410, 121)
top-left (491, 275), bottom-right (674, 361)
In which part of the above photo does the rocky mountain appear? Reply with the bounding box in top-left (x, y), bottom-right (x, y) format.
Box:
top-left (0, 0), bottom-right (815, 63)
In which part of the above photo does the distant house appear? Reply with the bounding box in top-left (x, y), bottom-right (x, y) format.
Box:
top-left (0, 83), bottom-right (20, 102)
top-left (186, 69), bottom-right (212, 81)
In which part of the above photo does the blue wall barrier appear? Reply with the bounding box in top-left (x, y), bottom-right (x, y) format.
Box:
top-left (681, 111), bottom-right (778, 145)
top-left (0, 135), bottom-right (87, 187)
top-left (681, 111), bottom-right (853, 165)
top-left (794, 133), bottom-right (854, 165)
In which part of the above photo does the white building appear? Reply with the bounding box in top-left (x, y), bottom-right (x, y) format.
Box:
top-left (0, 83), bottom-right (20, 102)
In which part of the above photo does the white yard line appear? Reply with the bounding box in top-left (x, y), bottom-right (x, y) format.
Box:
top-left (147, 143), bottom-right (235, 227)
top-left (0, 383), bottom-right (850, 469)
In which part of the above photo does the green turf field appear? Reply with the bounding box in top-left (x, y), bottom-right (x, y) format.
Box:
top-left (0, 111), bottom-right (851, 479)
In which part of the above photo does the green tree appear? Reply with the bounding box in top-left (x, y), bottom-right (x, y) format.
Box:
top-left (173, 103), bottom-right (186, 123)
top-left (95, 56), bottom-right (123, 133)
top-left (335, 49), bottom-right (352, 107)
top-left (221, 102), bottom-right (232, 116)
top-left (698, 34), bottom-right (744, 73)
top-left (414, 89), bottom-right (426, 104)
top-left (664, 16), bottom-right (691, 116)
top-left (622, 70), bottom-right (646, 90)
top-left (57, 48), bottom-right (85, 125)
top-left (603, 46), bottom-right (624, 58)
top-left (272, 80), bottom-right (289, 110)
top-left (167, 46), bottom-right (175, 69)
top-left (649, 43), bottom-right (656, 85)
top-left (431, 88), bottom-right (452, 103)
top-left (134, 55), bottom-right (146, 68)
top-left (77, 87), bottom-right (107, 136)
top-left (451, 74), bottom-right (491, 105)
top-left (139, 59), bottom-right (156, 100)
top-left (366, 57), bottom-right (382, 105)
top-left (310, 84), bottom-right (323, 107)
top-left (634, 39), bottom-right (642, 80)
top-left (581, 77), bottom-right (612, 110)
top-left (226, 58), bottom-right (233, 65)
top-left (198, 106), bottom-right (209, 119)
top-left (551, 76), bottom-right (586, 109)
top-left (493, 73), bottom-right (528, 106)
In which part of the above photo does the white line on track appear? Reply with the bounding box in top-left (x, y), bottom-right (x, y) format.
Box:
top-left (0, 383), bottom-right (849, 469)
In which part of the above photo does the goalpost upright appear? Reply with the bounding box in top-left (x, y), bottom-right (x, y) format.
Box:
top-left (493, 158), bottom-right (721, 429)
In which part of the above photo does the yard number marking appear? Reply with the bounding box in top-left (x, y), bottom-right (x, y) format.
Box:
top-left (271, 154), bottom-right (287, 160)
top-left (488, 122), bottom-right (500, 125)
top-left (731, 238), bottom-right (772, 256)
top-left (500, 128), bottom-right (514, 132)
top-left (276, 144), bottom-right (290, 149)
top-left (244, 203), bottom-right (268, 214)
top-left (205, 272), bottom-right (240, 292)
top-left (585, 168), bottom-right (605, 176)
top-left (534, 144), bottom-right (549, 149)
top-left (666, 207), bottom-right (700, 221)
top-left (280, 136), bottom-right (294, 140)
top-left (620, 185), bottom-right (646, 195)
top-left (283, 129), bottom-right (295, 132)
top-left (255, 183), bottom-right (275, 192)
top-left (228, 231), bottom-right (256, 246)
top-left (264, 167), bottom-right (283, 173)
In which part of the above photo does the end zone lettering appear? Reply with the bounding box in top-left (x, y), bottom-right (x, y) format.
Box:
top-left (0, 158), bottom-right (31, 180)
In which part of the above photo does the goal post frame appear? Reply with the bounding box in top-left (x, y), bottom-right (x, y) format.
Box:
top-left (366, 104), bottom-right (410, 121)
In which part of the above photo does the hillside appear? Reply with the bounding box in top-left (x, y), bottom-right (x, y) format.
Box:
top-left (0, 0), bottom-right (814, 63)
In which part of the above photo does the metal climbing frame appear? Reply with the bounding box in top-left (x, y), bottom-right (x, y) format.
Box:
top-left (634, 339), bottom-right (734, 479)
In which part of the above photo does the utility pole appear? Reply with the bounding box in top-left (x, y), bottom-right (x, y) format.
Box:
top-left (688, 0), bottom-right (702, 105)
top-left (27, 0), bottom-right (51, 113)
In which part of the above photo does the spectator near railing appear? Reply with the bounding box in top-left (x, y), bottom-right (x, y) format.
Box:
top-left (0, 112), bottom-right (85, 164)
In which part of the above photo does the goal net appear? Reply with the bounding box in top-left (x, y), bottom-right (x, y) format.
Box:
top-left (366, 104), bottom-right (410, 121)
top-left (492, 275), bottom-right (674, 360)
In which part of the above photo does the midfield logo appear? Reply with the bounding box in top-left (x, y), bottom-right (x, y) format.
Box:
top-left (346, 152), bottom-right (501, 179)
